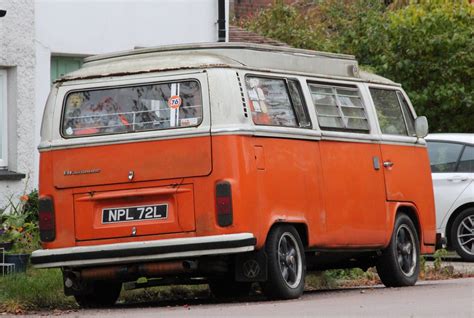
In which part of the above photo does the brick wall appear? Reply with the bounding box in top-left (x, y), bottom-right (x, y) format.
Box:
top-left (231, 0), bottom-right (295, 19)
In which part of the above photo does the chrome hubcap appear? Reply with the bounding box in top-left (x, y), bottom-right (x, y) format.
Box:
top-left (457, 215), bottom-right (474, 256)
top-left (396, 224), bottom-right (417, 277)
top-left (278, 232), bottom-right (302, 288)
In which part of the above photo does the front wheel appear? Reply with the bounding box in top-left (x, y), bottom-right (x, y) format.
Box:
top-left (376, 214), bottom-right (420, 287)
top-left (261, 225), bottom-right (306, 299)
top-left (450, 208), bottom-right (474, 262)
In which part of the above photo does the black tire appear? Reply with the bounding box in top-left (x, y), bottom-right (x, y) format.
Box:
top-left (261, 225), bottom-right (306, 300)
top-left (74, 281), bottom-right (122, 308)
top-left (376, 213), bottom-right (420, 287)
top-left (209, 279), bottom-right (252, 299)
top-left (450, 207), bottom-right (474, 262)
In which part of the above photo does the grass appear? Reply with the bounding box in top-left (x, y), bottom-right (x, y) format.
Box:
top-left (0, 268), bottom-right (77, 314)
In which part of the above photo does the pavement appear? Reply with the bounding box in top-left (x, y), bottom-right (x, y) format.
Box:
top-left (425, 256), bottom-right (474, 274)
top-left (39, 278), bottom-right (474, 318)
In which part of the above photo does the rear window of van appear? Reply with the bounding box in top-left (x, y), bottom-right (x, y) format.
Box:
top-left (62, 80), bottom-right (202, 137)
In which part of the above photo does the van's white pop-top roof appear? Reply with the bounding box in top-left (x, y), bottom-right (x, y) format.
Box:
top-left (59, 42), bottom-right (397, 86)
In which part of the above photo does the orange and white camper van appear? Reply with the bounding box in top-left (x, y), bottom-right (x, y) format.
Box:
top-left (32, 43), bottom-right (436, 306)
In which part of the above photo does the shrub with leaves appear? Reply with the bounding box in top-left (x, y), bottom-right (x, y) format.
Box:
top-left (0, 190), bottom-right (41, 253)
top-left (243, 0), bottom-right (474, 132)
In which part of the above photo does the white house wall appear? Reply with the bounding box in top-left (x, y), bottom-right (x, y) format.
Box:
top-left (35, 0), bottom-right (222, 55)
top-left (0, 0), bottom-right (37, 207)
top-left (0, 0), bottom-right (228, 208)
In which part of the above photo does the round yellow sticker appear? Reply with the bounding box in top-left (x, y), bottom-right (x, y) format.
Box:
top-left (168, 95), bottom-right (182, 109)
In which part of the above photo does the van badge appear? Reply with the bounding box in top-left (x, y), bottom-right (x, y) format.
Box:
top-left (128, 170), bottom-right (134, 181)
top-left (63, 169), bottom-right (101, 176)
top-left (243, 259), bottom-right (260, 279)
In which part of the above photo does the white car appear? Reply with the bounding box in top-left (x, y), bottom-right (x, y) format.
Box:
top-left (426, 134), bottom-right (474, 261)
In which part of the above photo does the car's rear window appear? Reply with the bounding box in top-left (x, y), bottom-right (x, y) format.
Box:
top-left (62, 80), bottom-right (202, 137)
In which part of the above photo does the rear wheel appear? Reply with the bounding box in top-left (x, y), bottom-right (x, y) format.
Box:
top-left (262, 225), bottom-right (306, 299)
top-left (450, 208), bottom-right (474, 262)
top-left (74, 281), bottom-right (122, 308)
top-left (376, 214), bottom-right (420, 287)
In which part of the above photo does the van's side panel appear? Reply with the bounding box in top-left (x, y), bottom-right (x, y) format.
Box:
top-left (207, 135), bottom-right (324, 249)
top-left (39, 151), bottom-right (77, 249)
top-left (380, 143), bottom-right (436, 246)
top-left (318, 140), bottom-right (388, 247)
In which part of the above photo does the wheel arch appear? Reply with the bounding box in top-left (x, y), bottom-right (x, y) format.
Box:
top-left (387, 203), bottom-right (422, 248)
top-left (265, 220), bottom-right (309, 248)
top-left (397, 205), bottom-right (422, 242)
top-left (445, 202), bottom-right (474, 248)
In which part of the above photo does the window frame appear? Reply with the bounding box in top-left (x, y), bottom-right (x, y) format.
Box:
top-left (0, 69), bottom-right (7, 168)
top-left (244, 73), bottom-right (312, 129)
top-left (307, 80), bottom-right (371, 133)
top-left (60, 78), bottom-right (204, 139)
top-left (427, 140), bottom-right (472, 173)
top-left (396, 91), bottom-right (416, 137)
top-left (369, 86), bottom-right (418, 138)
top-left (457, 144), bottom-right (474, 173)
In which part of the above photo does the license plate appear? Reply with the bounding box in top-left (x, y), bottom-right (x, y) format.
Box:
top-left (102, 204), bottom-right (168, 224)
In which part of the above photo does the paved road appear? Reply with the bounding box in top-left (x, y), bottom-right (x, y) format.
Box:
top-left (60, 278), bottom-right (473, 318)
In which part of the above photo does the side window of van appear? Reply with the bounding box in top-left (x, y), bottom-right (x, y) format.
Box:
top-left (245, 76), bottom-right (311, 128)
top-left (308, 82), bottom-right (369, 132)
top-left (370, 88), bottom-right (416, 136)
top-left (62, 80), bottom-right (202, 137)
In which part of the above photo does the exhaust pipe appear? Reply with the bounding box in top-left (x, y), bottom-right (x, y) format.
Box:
top-left (80, 260), bottom-right (197, 281)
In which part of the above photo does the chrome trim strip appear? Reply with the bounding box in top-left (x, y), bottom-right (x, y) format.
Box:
top-left (39, 128), bottom-right (427, 151)
top-left (31, 233), bottom-right (255, 268)
top-left (38, 130), bottom-right (210, 152)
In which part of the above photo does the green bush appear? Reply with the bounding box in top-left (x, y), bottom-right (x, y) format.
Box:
top-left (1, 190), bottom-right (41, 253)
top-left (244, 0), bottom-right (474, 132)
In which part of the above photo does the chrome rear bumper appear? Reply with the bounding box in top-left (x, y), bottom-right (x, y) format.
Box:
top-left (31, 233), bottom-right (256, 269)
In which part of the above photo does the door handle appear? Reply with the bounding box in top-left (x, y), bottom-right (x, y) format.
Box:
top-left (383, 161), bottom-right (394, 168)
top-left (447, 176), bottom-right (468, 182)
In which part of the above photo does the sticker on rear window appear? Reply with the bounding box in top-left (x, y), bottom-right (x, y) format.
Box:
top-left (168, 95), bottom-right (182, 109)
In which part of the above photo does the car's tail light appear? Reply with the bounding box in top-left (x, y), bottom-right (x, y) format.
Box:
top-left (216, 181), bottom-right (233, 227)
top-left (39, 196), bottom-right (55, 242)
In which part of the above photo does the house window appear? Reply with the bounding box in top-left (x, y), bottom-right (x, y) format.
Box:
top-left (51, 56), bottom-right (84, 84)
top-left (0, 69), bottom-right (7, 168)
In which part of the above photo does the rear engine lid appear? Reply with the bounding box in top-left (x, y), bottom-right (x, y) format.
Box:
top-left (52, 136), bottom-right (211, 188)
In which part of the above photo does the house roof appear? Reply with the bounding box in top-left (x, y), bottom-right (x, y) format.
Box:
top-left (228, 25), bottom-right (289, 47)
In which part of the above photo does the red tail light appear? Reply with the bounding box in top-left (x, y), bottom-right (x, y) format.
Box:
top-left (39, 196), bottom-right (55, 242)
top-left (216, 181), bottom-right (233, 227)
